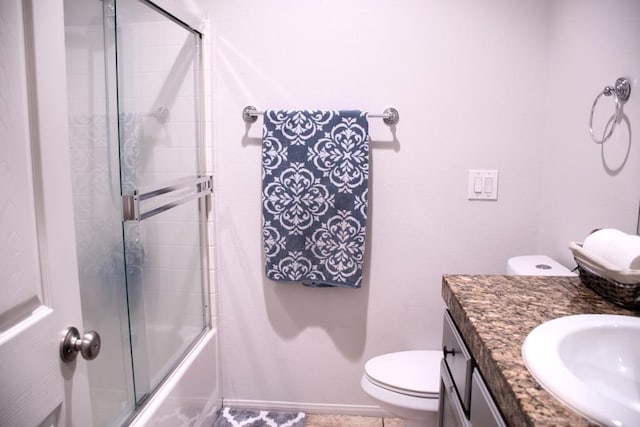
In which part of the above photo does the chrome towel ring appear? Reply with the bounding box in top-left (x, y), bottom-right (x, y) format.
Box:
top-left (589, 77), bottom-right (631, 144)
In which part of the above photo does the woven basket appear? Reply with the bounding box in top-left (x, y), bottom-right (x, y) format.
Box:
top-left (574, 256), bottom-right (640, 310)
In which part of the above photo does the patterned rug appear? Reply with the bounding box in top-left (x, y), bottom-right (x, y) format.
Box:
top-left (213, 407), bottom-right (306, 427)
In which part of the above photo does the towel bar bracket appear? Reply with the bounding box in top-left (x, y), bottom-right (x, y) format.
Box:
top-left (242, 105), bottom-right (258, 123)
top-left (380, 107), bottom-right (399, 125)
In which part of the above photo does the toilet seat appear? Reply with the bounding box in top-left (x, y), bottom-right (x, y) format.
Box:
top-left (364, 350), bottom-right (441, 399)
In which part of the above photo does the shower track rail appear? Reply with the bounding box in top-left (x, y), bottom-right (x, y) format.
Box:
top-left (122, 175), bottom-right (213, 221)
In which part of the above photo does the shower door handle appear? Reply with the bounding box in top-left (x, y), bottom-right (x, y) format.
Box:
top-left (60, 327), bottom-right (101, 362)
top-left (122, 175), bottom-right (213, 221)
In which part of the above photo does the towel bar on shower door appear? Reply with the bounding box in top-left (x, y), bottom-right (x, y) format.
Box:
top-left (122, 175), bottom-right (213, 221)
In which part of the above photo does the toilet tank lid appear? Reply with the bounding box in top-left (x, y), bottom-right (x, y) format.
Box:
top-left (364, 350), bottom-right (441, 395)
top-left (507, 255), bottom-right (577, 276)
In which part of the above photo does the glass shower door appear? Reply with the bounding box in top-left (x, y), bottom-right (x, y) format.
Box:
top-left (64, 1), bottom-right (135, 425)
top-left (112, 0), bottom-right (210, 405)
top-left (64, 0), bottom-right (211, 424)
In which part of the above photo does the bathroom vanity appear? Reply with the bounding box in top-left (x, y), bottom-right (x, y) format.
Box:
top-left (441, 274), bottom-right (640, 426)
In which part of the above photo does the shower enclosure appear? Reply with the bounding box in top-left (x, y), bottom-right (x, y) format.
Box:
top-left (63, 0), bottom-right (214, 424)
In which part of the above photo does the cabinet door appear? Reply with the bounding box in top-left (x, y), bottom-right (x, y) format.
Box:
top-left (439, 360), bottom-right (470, 427)
top-left (442, 310), bottom-right (473, 411)
top-left (470, 370), bottom-right (506, 427)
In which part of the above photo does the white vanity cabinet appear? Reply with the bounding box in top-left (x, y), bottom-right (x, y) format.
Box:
top-left (439, 310), bottom-right (506, 427)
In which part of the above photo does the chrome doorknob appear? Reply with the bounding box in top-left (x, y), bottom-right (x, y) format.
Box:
top-left (60, 326), bottom-right (101, 362)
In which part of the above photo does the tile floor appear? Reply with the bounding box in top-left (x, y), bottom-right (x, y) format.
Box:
top-left (305, 414), bottom-right (403, 427)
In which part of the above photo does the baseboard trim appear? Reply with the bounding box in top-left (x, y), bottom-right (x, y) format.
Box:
top-left (220, 399), bottom-right (386, 417)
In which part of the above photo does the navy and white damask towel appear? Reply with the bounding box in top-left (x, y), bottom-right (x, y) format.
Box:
top-left (262, 110), bottom-right (369, 288)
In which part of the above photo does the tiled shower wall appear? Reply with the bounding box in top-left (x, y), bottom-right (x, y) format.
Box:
top-left (118, 16), bottom-right (206, 387)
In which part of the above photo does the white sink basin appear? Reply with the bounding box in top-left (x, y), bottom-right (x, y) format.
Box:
top-left (522, 314), bottom-right (640, 426)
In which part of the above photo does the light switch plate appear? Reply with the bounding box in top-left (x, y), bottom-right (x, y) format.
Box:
top-left (468, 170), bottom-right (499, 200)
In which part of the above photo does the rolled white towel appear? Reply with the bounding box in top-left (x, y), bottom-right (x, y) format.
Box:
top-left (603, 233), bottom-right (640, 270)
top-left (582, 228), bottom-right (627, 258)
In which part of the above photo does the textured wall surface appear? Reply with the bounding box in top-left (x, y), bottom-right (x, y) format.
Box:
top-left (211, 0), bottom-right (550, 408)
top-left (538, 0), bottom-right (640, 266)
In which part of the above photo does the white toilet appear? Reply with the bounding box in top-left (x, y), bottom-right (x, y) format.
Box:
top-left (360, 350), bottom-right (441, 427)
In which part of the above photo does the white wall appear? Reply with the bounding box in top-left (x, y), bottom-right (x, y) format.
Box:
top-left (539, 0), bottom-right (640, 265)
top-left (212, 0), bottom-right (549, 410)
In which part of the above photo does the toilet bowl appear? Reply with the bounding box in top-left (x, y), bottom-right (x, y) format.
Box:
top-left (507, 255), bottom-right (576, 276)
top-left (360, 350), bottom-right (441, 427)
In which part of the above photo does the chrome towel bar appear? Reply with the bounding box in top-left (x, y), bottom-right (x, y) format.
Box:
top-left (122, 175), bottom-right (212, 221)
top-left (242, 105), bottom-right (400, 125)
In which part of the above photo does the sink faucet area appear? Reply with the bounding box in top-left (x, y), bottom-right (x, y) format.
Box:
top-left (522, 314), bottom-right (640, 426)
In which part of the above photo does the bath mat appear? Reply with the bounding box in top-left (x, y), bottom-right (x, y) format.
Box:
top-left (213, 407), bottom-right (306, 427)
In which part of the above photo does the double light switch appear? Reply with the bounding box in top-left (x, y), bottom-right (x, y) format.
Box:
top-left (467, 170), bottom-right (498, 200)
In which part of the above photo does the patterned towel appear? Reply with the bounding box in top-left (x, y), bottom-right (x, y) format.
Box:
top-left (262, 110), bottom-right (369, 288)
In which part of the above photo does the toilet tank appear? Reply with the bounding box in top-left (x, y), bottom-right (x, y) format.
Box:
top-left (506, 255), bottom-right (576, 276)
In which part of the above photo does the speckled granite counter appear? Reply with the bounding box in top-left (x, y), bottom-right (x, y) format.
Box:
top-left (442, 274), bottom-right (640, 427)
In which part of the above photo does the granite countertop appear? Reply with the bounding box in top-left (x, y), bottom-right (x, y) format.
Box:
top-left (442, 274), bottom-right (640, 427)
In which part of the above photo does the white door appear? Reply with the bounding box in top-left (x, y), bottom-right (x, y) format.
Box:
top-left (0, 0), bottom-right (93, 425)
